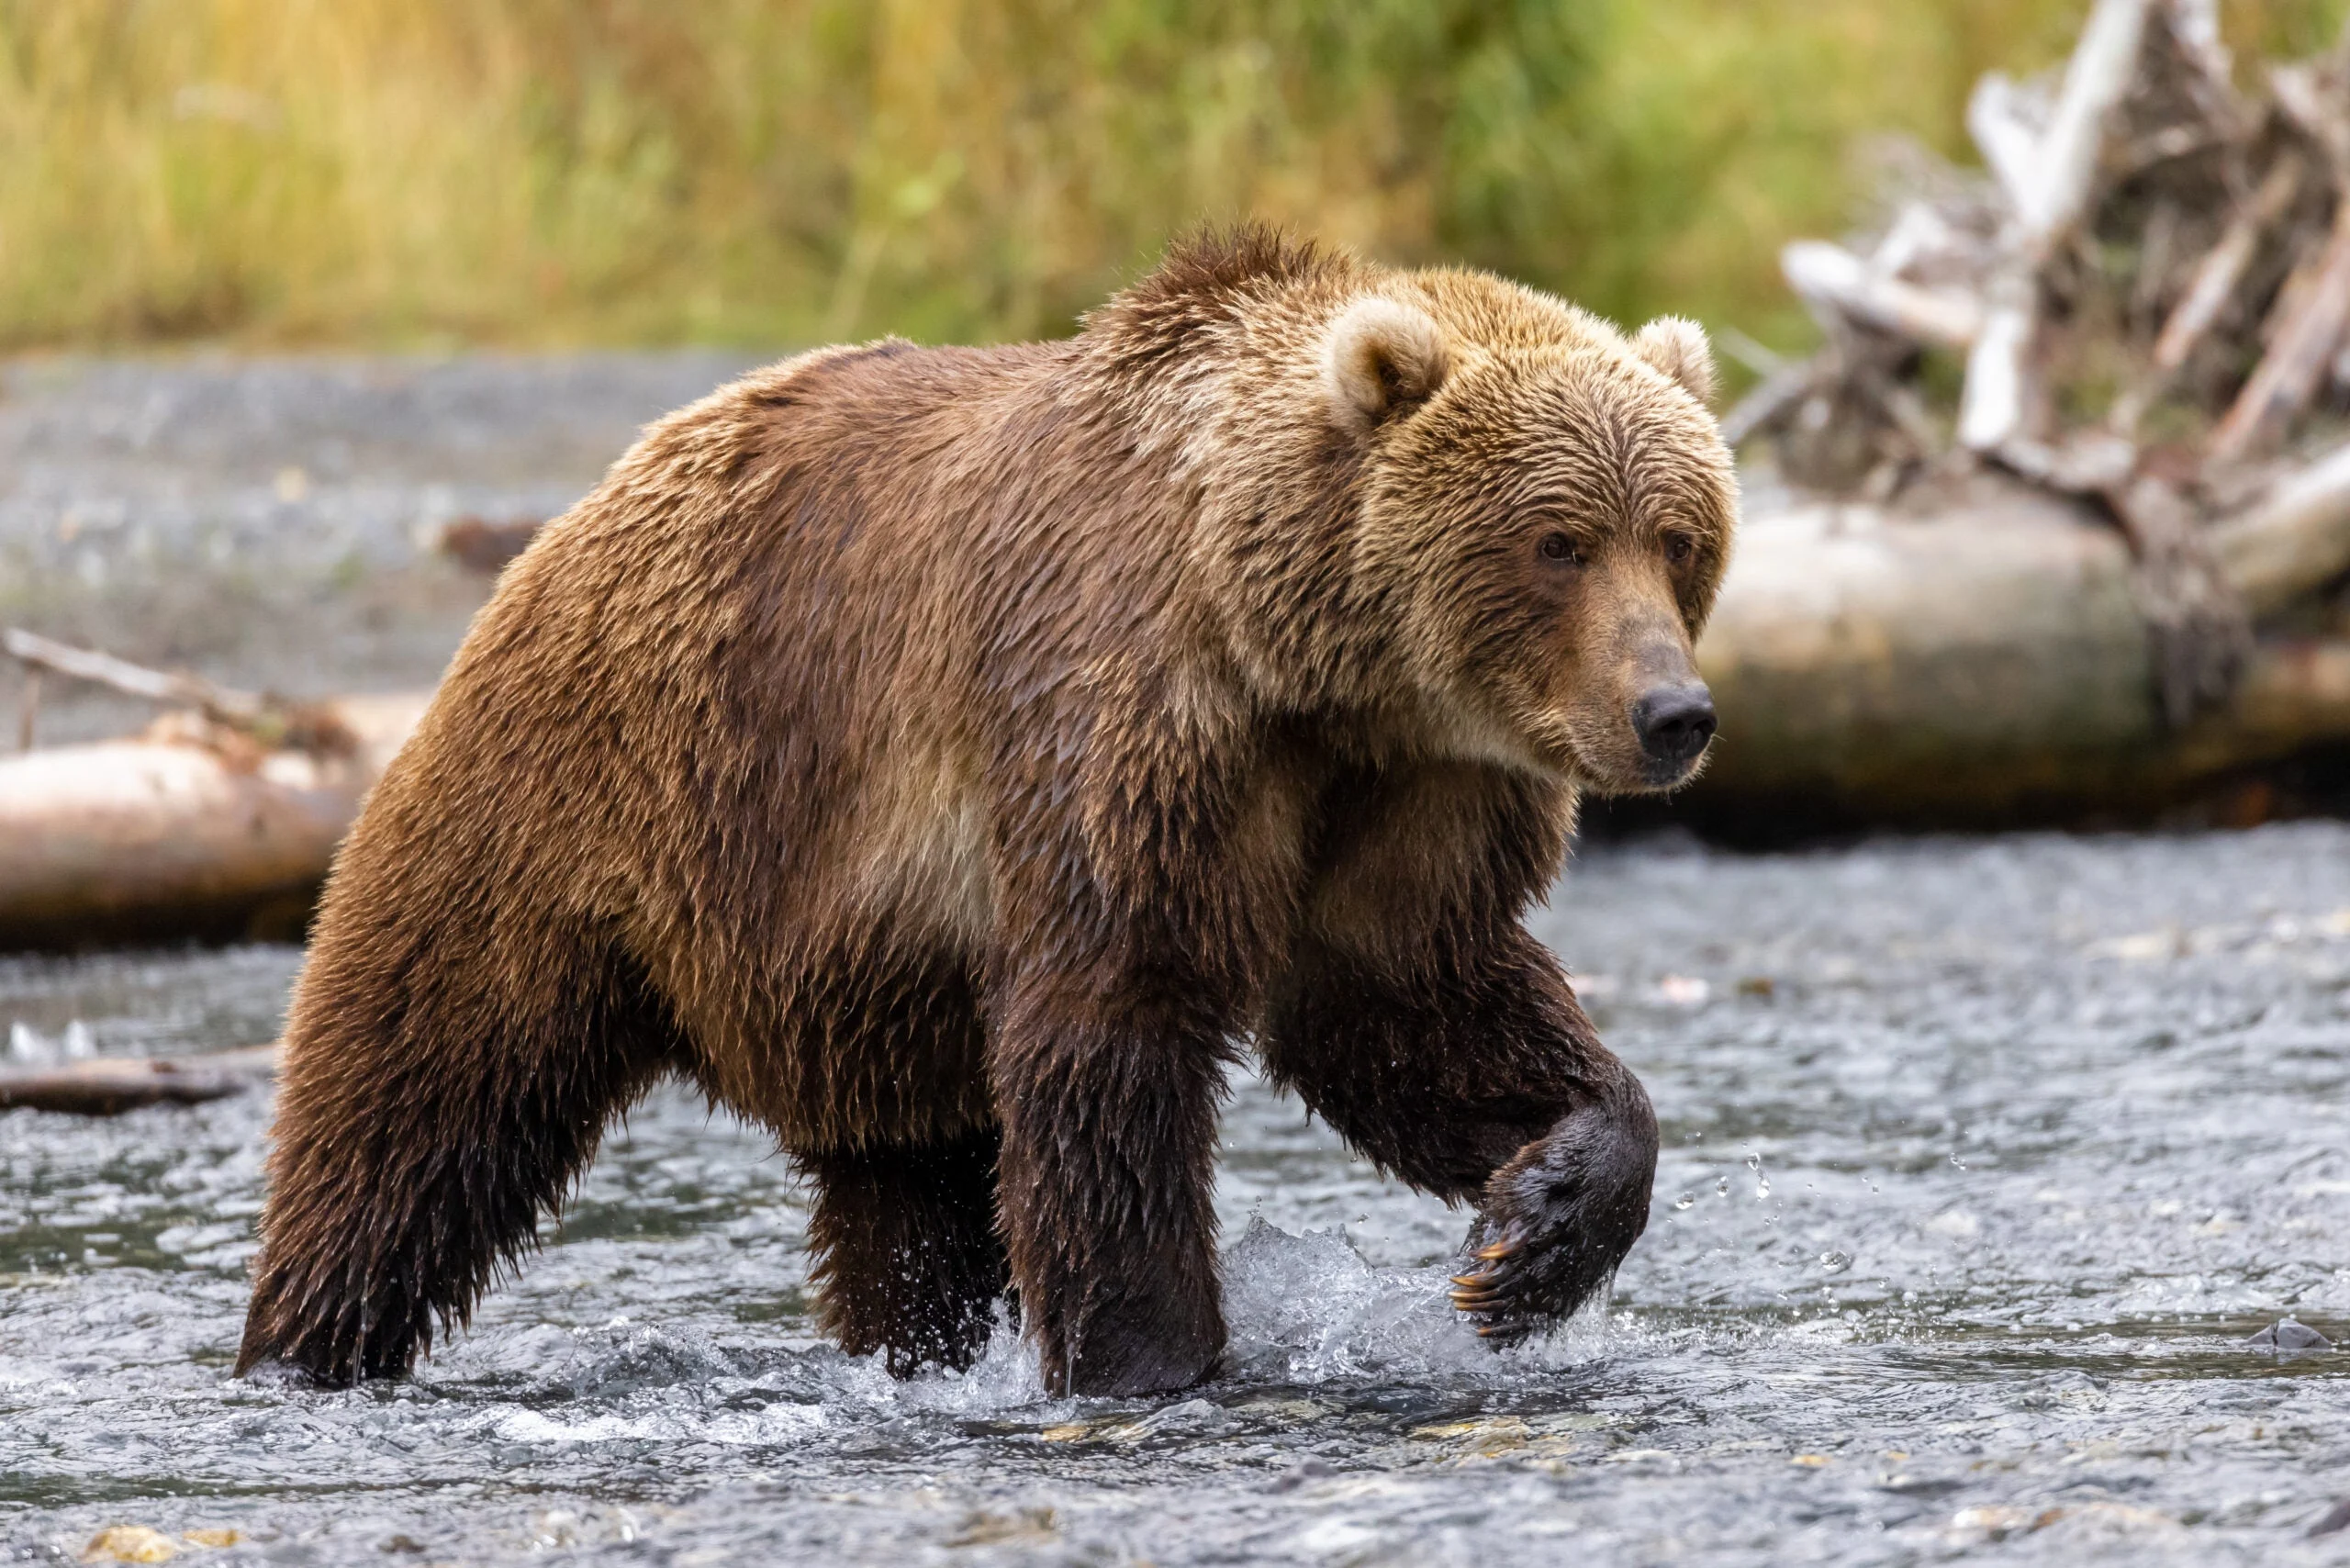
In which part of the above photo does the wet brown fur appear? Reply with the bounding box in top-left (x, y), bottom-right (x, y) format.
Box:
top-left (235, 228), bottom-right (1738, 1396)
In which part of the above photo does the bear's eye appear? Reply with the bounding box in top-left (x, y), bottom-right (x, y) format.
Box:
top-left (1664, 532), bottom-right (1695, 566)
top-left (1539, 532), bottom-right (1583, 566)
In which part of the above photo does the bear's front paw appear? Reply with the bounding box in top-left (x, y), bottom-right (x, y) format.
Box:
top-left (1447, 1078), bottom-right (1658, 1344)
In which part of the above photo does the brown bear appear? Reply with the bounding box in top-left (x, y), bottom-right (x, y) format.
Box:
top-left (234, 229), bottom-right (1737, 1397)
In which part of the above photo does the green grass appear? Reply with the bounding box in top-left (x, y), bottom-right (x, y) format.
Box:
top-left (0, 0), bottom-right (2342, 353)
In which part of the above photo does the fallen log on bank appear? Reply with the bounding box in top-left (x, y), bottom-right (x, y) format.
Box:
top-left (0, 684), bottom-right (426, 949)
top-left (0, 1043), bottom-right (279, 1115)
top-left (1691, 480), bottom-right (2350, 821)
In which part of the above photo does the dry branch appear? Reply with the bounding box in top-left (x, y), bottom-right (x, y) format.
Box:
top-left (1718, 360), bottom-right (1822, 451)
top-left (2209, 440), bottom-right (2350, 611)
top-left (1957, 272), bottom-right (2040, 453)
top-left (2017, 0), bottom-right (2154, 249)
top-left (2208, 206), bottom-right (2350, 466)
top-left (5, 630), bottom-right (353, 756)
top-left (1782, 241), bottom-right (1983, 348)
top-left (1957, 0), bottom-right (2154, 452)
top-left (2116, 161), bottom-right (2305, 431)
top-left (2270, 59), bottom-right (2350, 178)
top-left (1965, 73), bottom-right (2044, 215)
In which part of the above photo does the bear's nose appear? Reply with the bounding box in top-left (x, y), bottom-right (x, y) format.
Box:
top-left (1632, 683), bottom-right (1717, 765)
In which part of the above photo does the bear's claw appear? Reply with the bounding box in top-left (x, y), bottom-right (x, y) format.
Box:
top-left (1447, 1249), bottom-right (1541, 1342)
top-left (1446, 1233), bottom-right (1544, 1338)
top-left (1448, 1075), bottom-right (1658, 1346)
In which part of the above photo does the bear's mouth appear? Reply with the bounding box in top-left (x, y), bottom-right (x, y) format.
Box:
top-left (1634, 744), bottom-right (1712, 793)
top-left (1550, 722), bottom-right (1712, 796)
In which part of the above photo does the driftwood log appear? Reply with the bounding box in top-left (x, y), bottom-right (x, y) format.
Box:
top-left (0, 693), bottom-right (425, 948)
top-left (1691, 461), bottom-right (2350, 821)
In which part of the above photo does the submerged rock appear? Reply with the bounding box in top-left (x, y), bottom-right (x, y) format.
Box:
top-left (2247, 1317), bottom-right (2333, 1353)
top-left (79, 1527), bottom-right (178, 1563)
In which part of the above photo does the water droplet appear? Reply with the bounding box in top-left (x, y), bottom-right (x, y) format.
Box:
top-left (1716, 1176), bottom-right (1730, 1197)
top-left (1818, 1250), bottom-right (1852, 1275)
top-left (1747, 1152), bottom-right (1771, 1198)
top-left (1673, 1193), bottom-right (1695, 1211)
top-left (1950, 1151), bottom-right (1968, 1171)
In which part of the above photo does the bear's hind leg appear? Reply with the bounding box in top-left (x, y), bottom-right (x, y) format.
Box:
top-left (804, 1127), bottom-right (1008, 1376)
top-left (236, 939), bottom-right (683, 1385)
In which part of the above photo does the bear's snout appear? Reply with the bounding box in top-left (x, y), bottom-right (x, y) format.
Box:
top-left (1631, 681), bottom-right (1717, 775)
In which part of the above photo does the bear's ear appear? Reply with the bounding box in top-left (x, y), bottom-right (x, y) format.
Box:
top-left (1323, 297), bottom-right (1451, 433)
top-left (1630, 316), bottom-right (1717, 406)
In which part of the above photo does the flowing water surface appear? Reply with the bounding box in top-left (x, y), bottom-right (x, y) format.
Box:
top-left (8, 824), bottom-right (2350, 1564)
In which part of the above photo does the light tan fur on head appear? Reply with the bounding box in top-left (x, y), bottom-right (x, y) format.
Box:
top-left (1629, 316), bottom-right (1717, 406)
top-left (1321, 296), bottom-right (1452, 431)
top-left (1359, 326), bottom-right (1735, 792)
top-left (1145, 235), bottom-right (1737, 796)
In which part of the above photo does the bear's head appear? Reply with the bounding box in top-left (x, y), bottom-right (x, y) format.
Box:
top-left (1320, 278), bottom-right (1737, 794)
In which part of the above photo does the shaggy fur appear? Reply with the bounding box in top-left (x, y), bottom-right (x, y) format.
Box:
top-left (235, 228), bottom-right (1738, 1396)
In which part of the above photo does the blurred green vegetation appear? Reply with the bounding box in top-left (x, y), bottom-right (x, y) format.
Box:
top-left (0, 0), bottom-right (2343, 352)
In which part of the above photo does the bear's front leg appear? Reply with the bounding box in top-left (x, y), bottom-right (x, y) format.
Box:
top-left (990, 972), bottom-right (1235, 1397)
top-left (1262, 922), bottom-right (1658, 1344)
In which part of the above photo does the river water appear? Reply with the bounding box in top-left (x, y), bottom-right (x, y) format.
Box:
top-left (8, 824), bottom-right (2350, 1565)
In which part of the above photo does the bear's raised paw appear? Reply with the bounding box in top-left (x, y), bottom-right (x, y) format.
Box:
top-left (1447, 1078), bottom-right (1660, 1345)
